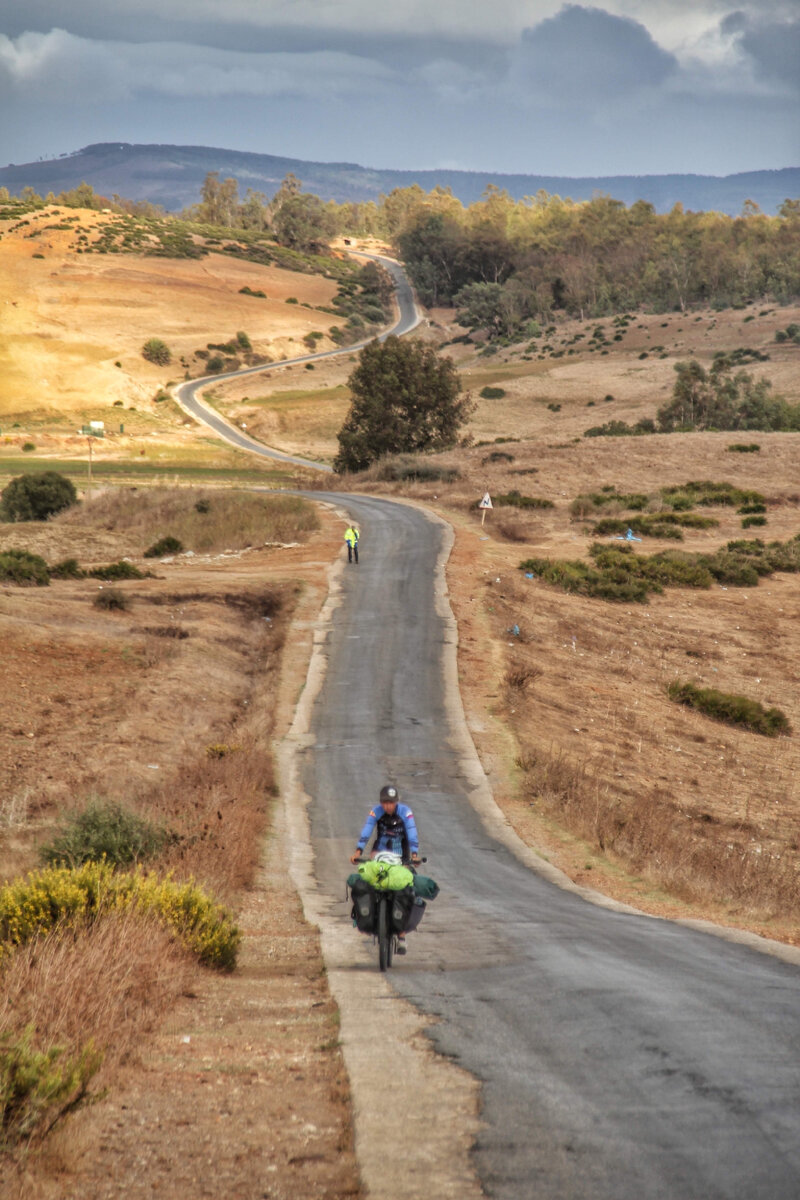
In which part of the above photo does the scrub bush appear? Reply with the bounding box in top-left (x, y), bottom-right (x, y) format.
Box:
top-left (141, 338), bottom-right (171, 366)
top-left (144, 536), bottom-right (183, 558)
top-left (0, 549), bottom-right (50, 586)
top-left (93, 588), bottom-right (129, 611)
top-left (0, 863), bottom-right (239, 970)
top-left (667, 681), bottom-right (791, 737)
top-left (0, 471), bottom-right (77, 522)
top-left (88, 561), bottom-right (146, 580)
top-left (492, 490), bottom-right (555, 509)
top-left (0, 1026), bottom-right (102, 1149)
top-left (39, 802), bottom-right (176, 869)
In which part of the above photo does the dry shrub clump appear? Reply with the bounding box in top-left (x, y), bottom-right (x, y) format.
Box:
top-left (342, 453), bottom-right (461, 484)
top-left (517, 745), bottom-right (800, 919)
top-left (158, 734), bottom-right (277, 897)
top-left (56, 488), bottom-right (319, 554)
top-left (0, 913), bottom-right (192, 1151)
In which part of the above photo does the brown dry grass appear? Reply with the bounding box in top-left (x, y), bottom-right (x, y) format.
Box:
top-left (0, 206), bottom-right (340, 422)
top-left (0, 499), bottom-right (358, 1198)
top-left (0, 913), bottom-right (193, 1074)
top-left (55, 486), bottom-right (320, 556)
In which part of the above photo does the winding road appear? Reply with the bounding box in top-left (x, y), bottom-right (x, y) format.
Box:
top-left (173, 253), bottom-right (800, 1195)
top-left (174, 252), bottom-right (421, 469)
top-left (302, 494), bottom-right (800, 1200)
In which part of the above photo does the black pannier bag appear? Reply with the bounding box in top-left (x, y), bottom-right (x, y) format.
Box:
top-left (404, 896), bottom-right (427, 933)
top-left (389, 886), bottom-right (417, 934)
top-left (350, 877), bottom-right (377, 933)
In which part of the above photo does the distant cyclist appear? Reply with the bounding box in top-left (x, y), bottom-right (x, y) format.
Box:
top-left (350, 785), bottom-right (420, 865)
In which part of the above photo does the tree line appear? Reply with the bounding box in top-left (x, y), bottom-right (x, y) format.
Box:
top-left (390, 188), bottom-right (800, 332)
top-left (6, 174), bottom-right (799, 327)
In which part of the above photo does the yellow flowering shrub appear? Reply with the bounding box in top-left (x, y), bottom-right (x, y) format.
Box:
top-left (0, 863), bottom-right (239, 971)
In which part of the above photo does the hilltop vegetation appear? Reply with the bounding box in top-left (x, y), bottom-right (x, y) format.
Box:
top-left (395, 190), bottom-right (800, 327)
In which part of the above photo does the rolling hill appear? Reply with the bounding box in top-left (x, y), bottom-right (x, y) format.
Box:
top-left (2, 142), bottom-right (798, 216)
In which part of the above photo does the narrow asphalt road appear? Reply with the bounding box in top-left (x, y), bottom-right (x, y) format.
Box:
top-left (173, 252), bottom-right (421, 470)
top-left (302, 494), bottom-right (800, 1200)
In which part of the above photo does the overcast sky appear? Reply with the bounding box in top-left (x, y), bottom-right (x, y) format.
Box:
top-left (1, 1), bottom-right (798, 177)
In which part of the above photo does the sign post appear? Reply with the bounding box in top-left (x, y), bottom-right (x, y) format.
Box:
top-left (479, 492), bottom-right (493, 526)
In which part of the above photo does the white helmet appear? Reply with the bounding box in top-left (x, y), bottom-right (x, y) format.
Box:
top-left (374, 851), bottom-right (402, 866)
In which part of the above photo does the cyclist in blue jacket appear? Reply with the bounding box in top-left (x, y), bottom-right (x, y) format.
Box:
top-left (350, 785), bottom-right (420, 865)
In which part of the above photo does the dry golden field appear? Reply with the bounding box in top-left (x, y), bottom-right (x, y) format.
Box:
top-left (1, 207), bottom-right (799, 1194)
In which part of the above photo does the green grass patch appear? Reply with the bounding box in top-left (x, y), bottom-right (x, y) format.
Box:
top-left (667, 680), bottom-right (791, 737)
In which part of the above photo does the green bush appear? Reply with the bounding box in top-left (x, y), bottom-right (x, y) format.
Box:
top-left (0, 862), bottom-right (240, 970)
top-left (583, 418), bottom-right (657, 438)
top-left (662, 480), bottom-right (766, 508)
top-left (0, 1026), bottom-right (102, 1150)
top-left (22, 442), bottom-right (35, 453)
top-left (593, 518), bottom-right (683, 540)
top-left (1, 471), bottom-right (77, 522)
top-left (492, 490), bottom-right (555, 510)
top-left (141, 338), bottom-right (171, 366)
top-left (144, 536), bottom-right (183, 558)
top-left (727, 443), bottom-right (760, 453)
top-left (521, 535), bottom-right (800, 603)
top-left (0, 549), bottom-right (50, 586)
top-left (742, 515), bottom-right (767, 528)
top-left (39, 802), bottom-right (176, 869)
top-left (592, 511), bottom-right (718, 539)
top-left (87, 560), bottom-right (146, 580)
top-left (49, 558), bottom-right (84, 579)
top-left (479, 386), bottom-right (506, 399)
top-left (667, 680), bottom-right (791, 737)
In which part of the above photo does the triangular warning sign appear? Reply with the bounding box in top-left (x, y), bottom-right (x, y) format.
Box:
top-left (479, 492), bottom-right (493, 509)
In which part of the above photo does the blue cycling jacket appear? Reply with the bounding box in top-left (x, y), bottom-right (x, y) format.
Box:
top-left (356, 802), bottom-right (419, 858)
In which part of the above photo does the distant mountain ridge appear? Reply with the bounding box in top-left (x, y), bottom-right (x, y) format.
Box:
top-left (2, 142), bottom-right (798, 217)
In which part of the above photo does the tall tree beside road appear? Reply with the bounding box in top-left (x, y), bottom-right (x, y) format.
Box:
top-left (199, 172), bottom-right (239, 226)
top-left (333, 336), bottom-right (470, 473)
top-left (272, 190), bottom-right (334, 253)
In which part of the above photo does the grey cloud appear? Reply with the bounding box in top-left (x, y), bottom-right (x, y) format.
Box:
top-left (510, 5), bottom-right (678, 103)
top-left (734, 15), bottom-right (800, 91)
top-left (0, 30), bottom-right (399, 105)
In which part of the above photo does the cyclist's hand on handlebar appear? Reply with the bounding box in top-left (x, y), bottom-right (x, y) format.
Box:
top-left (411, 852), bottom-right (421, 864)
top-left (350, 851), bottom-right (362, 864)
